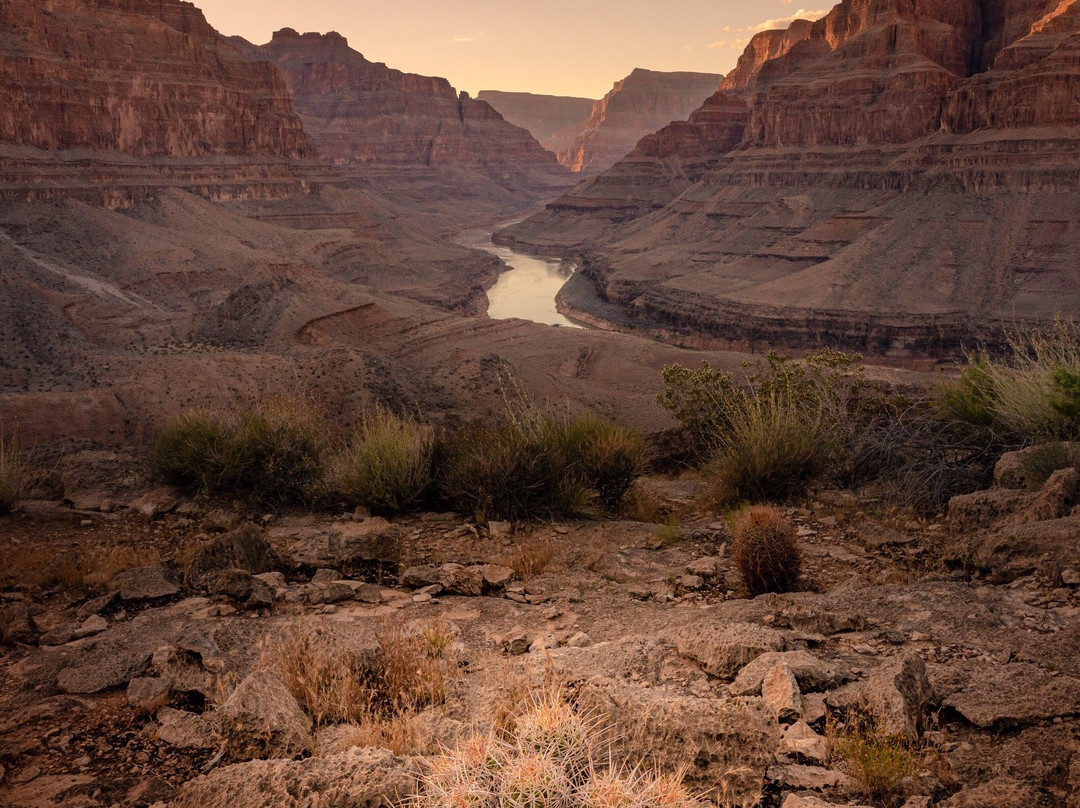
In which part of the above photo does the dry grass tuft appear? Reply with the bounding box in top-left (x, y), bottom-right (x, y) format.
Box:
top-left (506, 538), bottom-right (556, 579)
top-left (0, 543), bottom-right (161, 593)
top-left (0, 430), bottom-right (30, 515)
top-left (262, 617), bottom-right (459, 752)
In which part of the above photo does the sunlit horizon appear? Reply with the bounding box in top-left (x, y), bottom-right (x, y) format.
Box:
top-left (196, 0), bottom-right (831, 98)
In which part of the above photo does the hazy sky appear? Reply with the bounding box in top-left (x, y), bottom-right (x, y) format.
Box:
top-left (197, 1), bottom-right (831, 98)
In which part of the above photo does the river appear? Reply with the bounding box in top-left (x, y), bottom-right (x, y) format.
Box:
top-left (463, 233), bottom-right (583, 328)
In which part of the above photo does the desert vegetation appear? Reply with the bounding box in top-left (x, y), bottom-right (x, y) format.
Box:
top-left (729, 506), bottom-right (801, 596)
top-left (413, 693), bottom-right (698, 808)
top-left (0, 429), bottom-right (29, 515)
top-left (658, 324), bottom-right (1080, 514)
top-left (154, 399), bottom-right (327, 507)
top-left (155, 388), bottom-right (645, 523)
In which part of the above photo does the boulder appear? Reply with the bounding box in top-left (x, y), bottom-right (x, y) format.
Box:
top-left (184, 524), bottom-right (279, 587)
top-left (965, 515), bottom-right (1080, 583)
top-left (730, 651), bottom-right (847, 696)
top-left (71, 614), bottom-right (108, 640)
top-left (311, 568), bottom-right (343, 586)
top-left (113, 567), bottom-right (180, 602)
top-left (778, 721), bottom-right (829, 765)
top-left (58, 646), bottom-right (152, 694)
top-left (766, 763), bottom-right (849, 791)
top-left (169, 746), bottom-right (417, 808)
top-left (947, 489), bottom-right (1033, 532)
top-left (127, 676), bottom-right (172, 714)
top-left (156, 707), bottom-right (222, 750)
top-left (204, 568), bottom-right (255, 600)
top-left (943, 663), bottom-right (1080, 729)
top-left (129, 487), bottom-right (179, 519)
top-left (499, 626), bottom-right (530, 656)
top-left (1026, 467), bottom-right (1079, 522)
top-left (271, 518), bottom-right (401, 571)
top-left (0, 602), bottom-right (40, 646)
top-left (575, 678), bottom-right (777, 801)
top-left (669, 621), bottom-right (787, 679)
top-left (994, 444), bottom-right (1080, 490)
top-left (437, 563), bottom-right (484, 596)
top-left (218, 670), bottom-right (311, 758)
top-left (478, 564), bottom-right (514, 589)
top-left (940, 778), bottom-right (1043, 808)
top-left (831, 653), bottom-right (931, 742)
top-left (762, 662), bottom-right (801, 722)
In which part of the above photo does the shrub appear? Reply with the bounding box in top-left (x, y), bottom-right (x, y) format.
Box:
top-left (730, 506), bottom-right (801, 597)
top-left (556, 414), bottom-right (647, 512)
top-left (936, 319), bottom-right (1080, 442)
top-left (661, 350), bottom-right (879, 505)
top-left (435, 409), bottom-right (645, 522)
top-left (0, 430), bottom-right (29, 515)
top-left (154, 398), bottom-right (327, 506)
top-left (506, 538), bottom-right (556, 579)
top-left (832, 719), bottom-right (917, 807)
top-left (1019, 441), bottom-right (1080, 491)
top-left (336, 408), bottom-right (433, 515)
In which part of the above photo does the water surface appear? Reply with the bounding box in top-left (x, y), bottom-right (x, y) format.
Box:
top-left (477, 241), bottom-right (582, 328)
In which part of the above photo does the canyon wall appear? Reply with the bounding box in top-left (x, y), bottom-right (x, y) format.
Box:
top-left (259, 29), bottom-right (571, 205)
top-left (552, 68), bottom-right (724, 174)
top-left (500, 0), bottom-right (1080, 358)
top-left (0, 0), bottom-right (332, 205)
top-left (477, 91), bottom-right (595, 143)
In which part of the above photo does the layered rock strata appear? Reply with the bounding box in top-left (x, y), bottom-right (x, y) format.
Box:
top-left (500, 0), bottom-right (1080, 358)
top-left (0, 0), bottom-right (332, 205)
top-left (257, 29), bottom-right (571, 207)
top-left (552, 68), bottom-right (723, 174)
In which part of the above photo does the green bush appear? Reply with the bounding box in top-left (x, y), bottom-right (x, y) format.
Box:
top-left (435, 408), bottom-right (645, 523)
top-left (554, 413), bottom-right (647, 512)
top-left (154, 399), bottom-right (326, 506)
top-left (1019, 441), bottom-right (1080, 491)
top-left (662, 350), bottom-right (875, 504)
top-left (336, 409), bottom-right (433, 515)
top-left (937, 320), bottom-right (1080, 442)
top-left (730, 505), bottom-right (801, 597)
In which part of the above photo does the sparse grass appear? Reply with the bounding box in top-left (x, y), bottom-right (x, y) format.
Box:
top-left (506, 538), bottom-right (556, 579)
top-left (654, 519), bottom-right (683, 546)
top-left (0, 430), bottom-right (30, 515)
top-left (154, 398), bottom-right (327, 507)
top-left (620, 481), bottom-right (666, 524)
top-left (335, 408), bottom-right (434, 516)
top-left (261, 616), bottom-right (458, 747)
top-left (730, 506), bottom-right (801, 597)
top-left (0, 544), bottom-right (161, 593)
top-left (831, 721), bottom-right (917, 808)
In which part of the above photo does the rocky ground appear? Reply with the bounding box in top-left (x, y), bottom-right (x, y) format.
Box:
top-left (1, 448), bottom-right (1078, 808)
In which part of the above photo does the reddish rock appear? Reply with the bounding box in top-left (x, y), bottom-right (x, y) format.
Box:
top-left (501, 0), bottom-right (1080, 357)
top-left (555, 68), bottom-right (722, 174)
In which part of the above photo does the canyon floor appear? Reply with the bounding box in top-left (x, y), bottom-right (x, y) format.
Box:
top-left (1, 451), bottom-right (1078, 808)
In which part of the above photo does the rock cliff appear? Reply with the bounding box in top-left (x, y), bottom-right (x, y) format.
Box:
top-left (476, 91), bottom-right (595, 144)
top-left (553, 68), bottom-right (723, 174)
top-left (500, 0), bottom-right (1080, 358)
top-left (0, 0), bottom-right (330, 205)
top-left (258, 30), bottom-right (571, 208)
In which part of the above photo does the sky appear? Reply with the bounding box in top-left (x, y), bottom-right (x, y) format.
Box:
top-left (196, 0), bottom-right (832, 99)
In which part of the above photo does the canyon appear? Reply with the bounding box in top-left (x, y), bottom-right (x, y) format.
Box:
top-left (500, 0), bottom-right (1080, 359)
top-left (0, 0), bottom-right (755, 451)
top-left (482, 70), bottom-right (724, 175)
